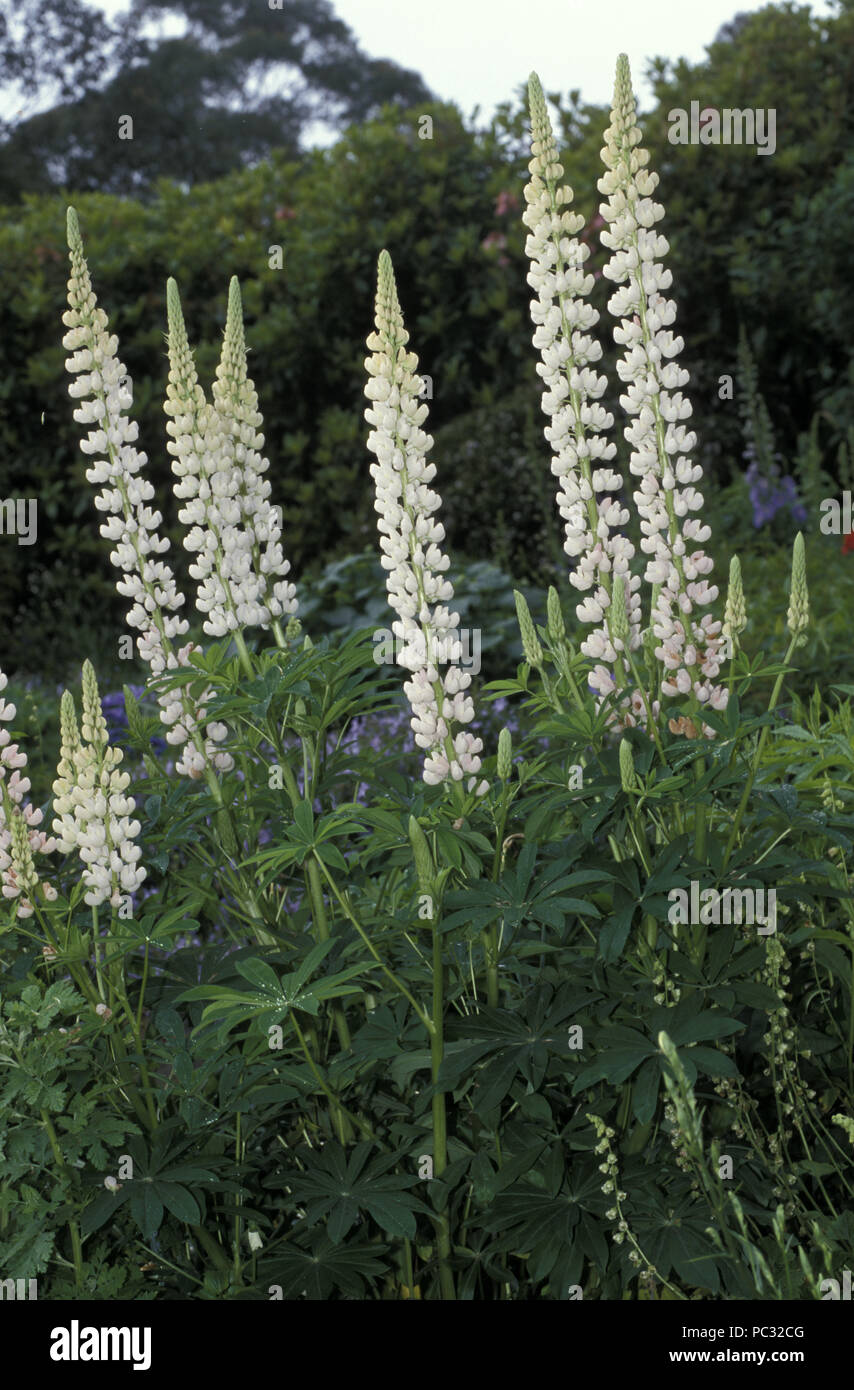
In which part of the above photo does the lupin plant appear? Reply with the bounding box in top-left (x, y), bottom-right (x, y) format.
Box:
top-left (63, 208), bottom-right (234, 783)
top-left (4, 49), bottom-right (853, 1311)
top-left (523, 59), bottom-right (728, 736)
top-left (51, 662), bottom-right (145, 910)
top-left (364, 250), bottom-right (488, 799)
top-left (0, 668), bottom-right (56, 918)
top-left (165, 275), bottom-right (298, 654)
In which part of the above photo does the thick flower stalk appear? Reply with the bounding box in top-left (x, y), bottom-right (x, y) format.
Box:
top-left (524, 72), bottom-right (643, 714)
top-left (52, 662), bottom-right (146, 908)
top-left (165, 276), bottom-right (298, 640)
top-left (63, 208), bottom-right (232, 778)
top-left (0, 670), bottom-right (56, 918)
top-left (364, 251), bottom-right (487, 793)
top-left (598, 57), bottom-right (728, 729)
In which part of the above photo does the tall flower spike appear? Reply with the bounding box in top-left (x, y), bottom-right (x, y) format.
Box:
top-left (54, 662), bottom-right (146, 909)
top-left (598, 58), bottom-right (728, 732)
top-left (165, 278), bottom-right (243, 639)
top-left (209, 277), bottom-right (298, 633)
top-left (524, 72), bottom-right (644, 719)
top-left (0, 668), bottom-right (56, 918)
top-left (364, 251), bottom-right (487, 794)
top-left (63, 208), bottom-right (232, 778)
top-left (52, 690), bottom-right (82, 854)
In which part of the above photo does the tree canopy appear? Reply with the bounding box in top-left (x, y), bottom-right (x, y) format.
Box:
top-left (0, 0), bottom-right (435, 200)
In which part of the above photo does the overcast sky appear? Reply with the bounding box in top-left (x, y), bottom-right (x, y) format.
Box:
top-left (13, 0), bottom-right (839, 132)
top-left (328, 0), bottom-right (837, 114)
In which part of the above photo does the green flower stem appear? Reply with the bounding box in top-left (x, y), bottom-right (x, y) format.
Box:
top-left (232, 630), bottom-right (255, 682)
top-left (201, 764), bottom-right (275, 944)
top-left (190, 1223), bottom-right (231, 1274)
top-left (692, 756), bottom-right (707, 861)
top-left (723, 637), bottom-right (797, 869)
top-left (108, 1024), bottom-right (156, 1131)
top-left (430, 920), bottom-right (455, 1300)
top-left (484, 792), bottom-right (511, 1008)
top-left (275, 751), bottom-right (353, 1060)
top-left (305, 856), bottom-right (352, 1054)
top-left (40, 1109), bottom-right (84, 1292)
top-left (290, 1012), bottom-right (375, 1144)
top-left (313, 852), bottom-right (434, 1033)
top-left (270, 755), bottom-right (354, 1054)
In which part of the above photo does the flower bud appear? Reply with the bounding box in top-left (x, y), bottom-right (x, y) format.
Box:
top-left (619, 738), bottom-right (638, 794)
top-left (408, 815), bottom-right (434, 893)
top-left (787, 533), bottom-right (809, 646)
top-left (546, 587), bottom-right (566, 646)
top-left (497, 727), bottom-right (512, 781)
top-left (722, 554), bottom-right (746, 653)
top-left (609, 575), bottom-right (630, 651)
top-left (514, 591), bottom-right (543, 669)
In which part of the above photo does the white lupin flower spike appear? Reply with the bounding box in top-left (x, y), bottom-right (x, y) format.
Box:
top-left (52, 662), bottom-right (146, 909)
top-left (524, 72), bottom-right (645, 723)
top-left (166, 276), bottom-right (297, 640)
top-left (364, 250), bottom-right (488, 794)
top-left (63, 207), bottom-right (233, 779)
top-left (0, 668), bottom-right (56, 918)
top-left (598, 57), bottom-right (728, 733)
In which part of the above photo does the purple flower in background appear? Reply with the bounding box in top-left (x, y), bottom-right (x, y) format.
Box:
top-left (746, 458), bottom-right (807, 530)
top-left (101, 685), bottom-right (168, 756)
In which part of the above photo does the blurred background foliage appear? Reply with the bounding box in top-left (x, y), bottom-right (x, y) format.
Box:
top-left (1, 0), bottom-right (853, 683)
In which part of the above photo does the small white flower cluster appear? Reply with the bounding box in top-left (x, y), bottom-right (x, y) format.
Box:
top-left (52, 663), bottom-right (146, 908)
top-left (524, 73), bottom-right (642, 709)
top-left (165, 276), bottom-right (298, 638)
top-left (364, 251), bottom-right (487, 792)
top-left (598, 58), bottom-right (727, 726)
top-left (0, 671), bottom-right (57, 918)
top-left (63, 209), bottom-right (232, 779)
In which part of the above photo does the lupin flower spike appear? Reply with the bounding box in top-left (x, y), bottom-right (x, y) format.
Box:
top-left (524, 72), bottom-right (642, 713)
top-left (619, 737), bottom-right (639, 794)
top-left (722, 554), bottom-right (747, 655)
top-left (546, 586), bottom-right (566, 646)
top-left (497, 727), bottom-right (513, 782)
top-left (514, 590), bottom-right (543, 670)
top-left (598, 57), bottom-right (728, 731)
top-left (52, 662), bottom-right (146, 909)
top-left (63, 207), bottom-right (233, 779)
top-left (166, 275), bottom-right (295, 638)
top-left (0, 667), bottom-right (56, 918)
top-left (364, 250), bottom-right (487, 794)
top-left (787, 533), bottom-right (809, 646)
